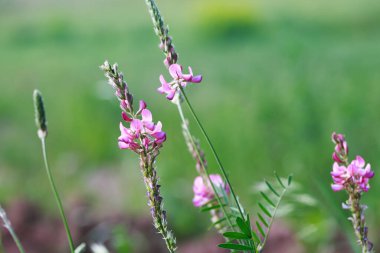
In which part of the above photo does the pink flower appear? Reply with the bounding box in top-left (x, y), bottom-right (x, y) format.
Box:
top-left (348, 156), bottom-right (374, 192)
top-left (331, 162), bottom-right (349, 191)
top-left (158, 64), bottom-right (202, 101)
top-left (118, 101), bottom-right (166, 151)
top-left (330, 156), bottom-right (374, 192)
top-left (192, 174), bottom-right (230, 207)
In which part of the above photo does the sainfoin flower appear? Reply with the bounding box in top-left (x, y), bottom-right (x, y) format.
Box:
top-left (158, 63), bottom-right (202, 100)
top-left (193, 174), bottom-right (230, 207)
top-left (331, 156), bottom-right (374, 192)
top-left (118, 101), bottom-right (166, 152)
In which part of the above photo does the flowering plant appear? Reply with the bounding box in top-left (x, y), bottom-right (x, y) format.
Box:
top-left (0, 1), bottom-right (376, 253)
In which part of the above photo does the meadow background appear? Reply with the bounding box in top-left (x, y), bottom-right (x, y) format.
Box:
top-left (1, 0), bottom-right (380, 252)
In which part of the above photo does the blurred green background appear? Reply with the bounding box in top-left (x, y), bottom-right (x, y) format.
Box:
top-left (1, 0), bottom-right (380, 251)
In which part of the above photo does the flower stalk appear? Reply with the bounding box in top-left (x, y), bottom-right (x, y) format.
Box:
top-left (100, 61), bottom-right (176, 253)
top-left (330, 132), bottom-right (374, 252)
top-left (33, 90), bottom-right (75, 253)
top-left (144, 0), bottom-right (246, 222)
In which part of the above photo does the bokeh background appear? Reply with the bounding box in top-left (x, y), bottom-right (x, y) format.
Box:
top-left (1, 0), bottom-right (380, 252)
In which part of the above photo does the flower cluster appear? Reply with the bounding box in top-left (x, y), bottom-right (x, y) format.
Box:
top-left (331, 156), bottom-right (374, 192)
top-left (193, 174), bottom-right (230, 207)
top-left (158, 63), bottom-right (202, 100)
top-left (119, 100), bottom-right (166, 152)
top-left (330, 133), bottom-right (374, 192)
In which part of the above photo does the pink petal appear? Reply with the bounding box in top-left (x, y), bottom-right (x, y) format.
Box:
top-left (160, 75), bottom-right (168, 86)
top-left (121, 112), bottom-right (132, 122)
top-left (331, 184), bottom-right (344, 191)
top-left (139, 100), bottom-right (147, 111)
top-left (169, 64), bottom-right (182, 79)
top-left (141, 109), bottom-right (153, 122)
top-left (130, 119), bottom-right (142, 133)
top-left (166, 90), bottom-right (176, 100)
top-left (188, 66), bottom-right (194, 76)
top-left (355, 156), bottom-right (365, 167)
top-left (153, 131), bottom-right (166, 143)
top-left (182, 74), bottom-right (193, 82)
top-left (118, 141), bottom-right (130, 149)
top-left (119, 122), bottom-right (129, 136)
top-left (191, 75), bottom-right (202, 83)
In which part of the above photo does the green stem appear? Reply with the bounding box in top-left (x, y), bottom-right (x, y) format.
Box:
top-left (40, 138), bottom-right (75, 253)
top-left (177, 102), bottom-right (235, 231)
top-left (6, 225), bottom-right (26, 253)
top-left (179, 87), bottom-right (246, 221)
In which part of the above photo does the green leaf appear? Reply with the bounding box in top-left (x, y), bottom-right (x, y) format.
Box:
top-left (288, 175), bottom-right (293, 186)
top-left (246, 214), bottom-right (251, 229)
top-left (258, 203), bottom-right (272, 218)
top-left (251, 231), bottom-right (261, 244)
top-left (275, 171), bottom-right (286, 189)
top-left (265, 180), bottom-right (280, 197)
top-left (223, 232), bottom-right (250, 240)
top-left (236, 217), bottom-right (252, 238)
top-left (218, 243), bottom-right (254, 251)
top-left (201, 204), bottom-right (226, 212)
top-left (260, 191), bottom-right (275, 208)
top-left (256, 221), bottom-right (266, 238)
top-left (257, 213), bottom-right (268, 228)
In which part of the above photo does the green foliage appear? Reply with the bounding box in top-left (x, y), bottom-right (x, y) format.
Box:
top-left (215, 173), bottom-right (292, 252)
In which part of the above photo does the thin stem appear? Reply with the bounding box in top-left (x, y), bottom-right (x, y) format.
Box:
top-left (179, 87), bottom-right (246, 220)
top-left (40, 138), bottom-right (75, 253)
top-left (177, 102), bottom-right (235, 230)
top-left (7, 226), bottom-right (26, 253)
